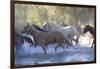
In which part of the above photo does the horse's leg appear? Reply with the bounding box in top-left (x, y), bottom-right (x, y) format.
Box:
top-left (91, 40), bottom-right (94, 48)
top-left (69, 36), bottom-right (73, 44)
top-left (61, 44), bottom-right (65, 52)
top-left (34, 43), bottom-right (37, 48)
top-left (89, 36), bottom-right (93, 44)
top-left (89, 37), bottom-right (91, 44)
top-left (65, 39), bottom-right (73, 48)
top-left (68, 35), bottom-right (74, 47)
top-left (65, 34), bottom-right (73, 47)
top-left (64, 39), bottom-right (69, 48)
top-left (55, 45), bottom-right (60, 52)
top-left (55, 42), bottom-right (65, 52)
top-left (74, 35), bottom-right (79, 45)
top-left (41, 46), bottom-right (47, 54)
top-left (55, 42), bottom-right (61, 52)
top-left (58, 42), bottom-right (65, 52)
top-left (66, 35), bottom-right (73, 47)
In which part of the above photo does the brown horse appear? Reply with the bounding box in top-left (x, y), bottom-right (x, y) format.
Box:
top-left (21, 23), bottom-right (66, 54)
top-left (83, 25), bottom-right (95, 48)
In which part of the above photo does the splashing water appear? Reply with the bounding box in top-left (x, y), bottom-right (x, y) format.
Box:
top-left (15, 36), bottom-right (94, 65)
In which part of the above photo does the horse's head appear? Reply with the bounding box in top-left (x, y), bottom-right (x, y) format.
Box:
top-left (21, 23), bottom-right (33, 34)
top-left (42, 22), bottom-right (51, 31)
top-left (83, 25), bottom-right (91, 34)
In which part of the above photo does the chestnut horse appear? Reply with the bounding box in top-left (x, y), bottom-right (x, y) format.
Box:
top-left (21, 23), bottom-right (66, 54)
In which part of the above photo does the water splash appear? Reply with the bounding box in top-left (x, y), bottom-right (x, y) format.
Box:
top-left (15, 36), bottom-right (94, 65)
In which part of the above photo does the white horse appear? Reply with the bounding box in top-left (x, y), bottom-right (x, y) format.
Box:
top-left (42, 21), bottom-right (79, 45)
top-left (73, 25), bottom-right (83, 36)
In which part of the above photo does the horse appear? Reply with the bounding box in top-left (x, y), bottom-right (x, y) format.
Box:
top-left (32, 23), bottom-right (73, 48)
top-left (15, 32), bottom-right (24, 48)
top-left (73, 25), bottom-right (83, 36)
top-left (32, 23), bottom-right (73, 47)
top-left (72, 25), bottom-right (83, 42)
top-left (83, 25), bottom-right (95, 48)
top-left (60, 24), bottom-right (83, 36)
top-left (61, 24), bottom-right (83, 42)
top-left (15, 32), bottom-right (34, 49)
top-left (24, 23), bottom-right (48, 47)
top-left (21, 23), bottom-right (67, 54)
top-left (42, 21), bottom-right (79, 46)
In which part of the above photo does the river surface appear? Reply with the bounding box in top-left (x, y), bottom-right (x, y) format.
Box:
top-left (15, 36), bottom-right (94, 66)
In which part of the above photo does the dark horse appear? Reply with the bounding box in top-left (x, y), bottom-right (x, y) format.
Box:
top-left (15, 32), bottom-right (34, 48)
top-left (32, 23), bottom-right (74, 48)
top-left (21, 23), bottom-right (66, 54)
top-left (32, 23), bottom-right (73, 48)
top-left (83, 25), bottom-right (95, 48)
top-left (24, 23), bottom-right (47, 36)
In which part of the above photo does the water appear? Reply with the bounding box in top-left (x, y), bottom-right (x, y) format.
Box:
top-left (15, 36), bottom-right (94, 66)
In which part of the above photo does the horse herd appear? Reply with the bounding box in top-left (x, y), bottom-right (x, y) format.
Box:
top-left (15, 21), bottom-right (95, 54)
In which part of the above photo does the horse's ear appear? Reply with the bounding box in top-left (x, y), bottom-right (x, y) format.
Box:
top-left (27, 22), bottom-right (30, 26)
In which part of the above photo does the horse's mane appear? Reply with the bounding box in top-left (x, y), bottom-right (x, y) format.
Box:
top-left (87, 25), bottom-right (94, 34)
top-left (32, 24), bottom-right (46, 32)
top-left (29, 25), bottom-right (46, 35)
top-left (84, 25), bottom-right (94, 36)
top-left (86, 25), bottom-right (94, 30)
top-left (73, 25), bottom-right (83, 34)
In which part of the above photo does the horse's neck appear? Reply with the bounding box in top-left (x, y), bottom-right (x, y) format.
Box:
top-left (31, 27), bottom-right (45, 36)
top-left (34, 25), bottom-right (43, 31)
top-left (89, 27), bottom-right (94, 34)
